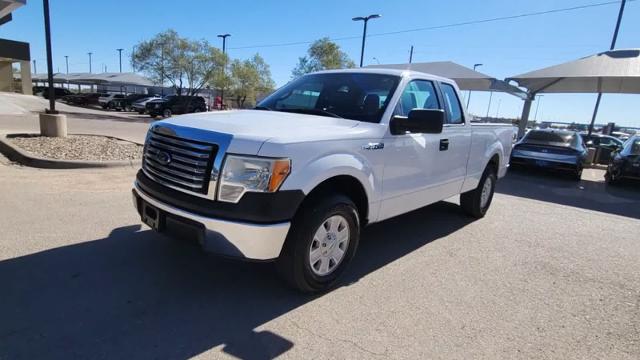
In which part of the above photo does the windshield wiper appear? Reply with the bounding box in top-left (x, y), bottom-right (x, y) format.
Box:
top-left (253, 106), bottom-right (272, 111)
top-left (277, 108), bottom-right (343, 119)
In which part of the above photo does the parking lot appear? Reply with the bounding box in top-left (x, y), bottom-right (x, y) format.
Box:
top-left (1, 152), bottom-right (638, 359)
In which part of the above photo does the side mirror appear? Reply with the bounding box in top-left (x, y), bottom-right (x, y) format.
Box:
top-left (390, 109), bottom-right (444, 135)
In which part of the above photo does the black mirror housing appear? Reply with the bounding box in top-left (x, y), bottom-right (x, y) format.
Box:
top-left (390, 109), bottom-right (445, 135)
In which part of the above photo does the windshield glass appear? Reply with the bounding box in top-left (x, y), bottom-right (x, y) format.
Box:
top-left (523, 130), bottom-right (580, 148)
top-left (258, 73), bottom-right (401, 123)
top-left (622, 137), bottom-right (640, 155)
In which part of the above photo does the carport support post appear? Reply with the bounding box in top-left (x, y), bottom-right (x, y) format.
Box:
top-left (518, 94), bottom-right (534, 139)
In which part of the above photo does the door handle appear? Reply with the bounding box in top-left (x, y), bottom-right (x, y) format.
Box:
top-left (439, 139), bottom-right (449, 151)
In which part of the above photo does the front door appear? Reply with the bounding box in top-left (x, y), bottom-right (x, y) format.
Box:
top-left (378, 79), bottom-right (444, 221)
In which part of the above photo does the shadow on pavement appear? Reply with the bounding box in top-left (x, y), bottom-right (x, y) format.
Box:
top-left (0, 201), bottom-right (472, 359)
top-left (497, 168), bottom-right (640, 219)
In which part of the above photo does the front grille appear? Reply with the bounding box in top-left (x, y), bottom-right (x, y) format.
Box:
top-left (143, 129), bottom-right (218, 196)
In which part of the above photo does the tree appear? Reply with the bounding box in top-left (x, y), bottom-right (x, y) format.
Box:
top-left (230, 54), bottom-right (276, 108)
top-left (131, 29), bottom-right (228, 96)
top-left (292, 38), bottom-right (355, 78)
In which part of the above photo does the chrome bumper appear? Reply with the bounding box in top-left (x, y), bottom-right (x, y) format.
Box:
top-left (132, 183), bottom-right (290, 261)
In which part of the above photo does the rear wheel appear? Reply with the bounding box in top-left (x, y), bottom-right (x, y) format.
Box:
top-left (460, 165), bottom-right (497, 218)
top-left (277, 194), bottom-right (360, 293)
top-left (605, 168), bottom-right (620, 185)
top-left (162, 109), bottom-right (172, 118)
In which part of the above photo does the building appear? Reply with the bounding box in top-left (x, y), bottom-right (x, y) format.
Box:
top-left (0, 0), bottom-right (31, 95)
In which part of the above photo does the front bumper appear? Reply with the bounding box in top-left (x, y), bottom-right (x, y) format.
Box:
top-left (132, 182), bottom-right (290, 261)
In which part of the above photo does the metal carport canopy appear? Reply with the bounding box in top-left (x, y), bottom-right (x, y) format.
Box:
top-left (506, 49), bottom-right (640, 137)
top-left (367, 61), bottom-right (527, 99)
top-left (507, 49), bottom-right (640, 94)
top-left (31, 72), bottom-right (153, 86)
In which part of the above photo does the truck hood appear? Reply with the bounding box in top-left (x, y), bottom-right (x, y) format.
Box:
top-left (159, 110), bottom-right (378, 152)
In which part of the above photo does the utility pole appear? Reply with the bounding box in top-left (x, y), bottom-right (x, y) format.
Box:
top-left (217, 34), bottom-right (231, 109)
top-left (32, 59), bottom-right (37, 74)
top-left (64, 55), bottom-right (68, 74)
top-left (466, 63), bottom-right (483, 108)
top-left (409, 45), bottom-right (414, 64)
top-left (587, 0), bottom-right (626, 136)
top-left (352, 14), bottom-right (381, 67)
top-left (87, 52), bottom-right (92, 73)
top-left (117, 48), bottom-right (123, 72)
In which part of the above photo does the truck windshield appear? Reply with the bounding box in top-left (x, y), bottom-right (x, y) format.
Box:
top-left (257, 73), bottom-right (401, 123)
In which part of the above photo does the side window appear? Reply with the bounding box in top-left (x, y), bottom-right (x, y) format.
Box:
top-left (440, 83), bottom-right (464, 124)
top-left (393, 80), bottom-right (439, 117)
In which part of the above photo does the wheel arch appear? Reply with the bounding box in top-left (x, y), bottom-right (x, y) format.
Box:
top-left (297, 175), bottom-right (370, 226)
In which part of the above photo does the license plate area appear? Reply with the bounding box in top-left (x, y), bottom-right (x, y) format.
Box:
top-left (142, 201), bottom-right (164, 230)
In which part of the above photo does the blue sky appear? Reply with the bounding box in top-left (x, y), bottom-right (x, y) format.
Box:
top-left (1, 0), bottom-right (638, 126)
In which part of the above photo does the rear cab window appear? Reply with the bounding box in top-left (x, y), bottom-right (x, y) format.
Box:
top-left (440, 83), bottom-right (464, 125)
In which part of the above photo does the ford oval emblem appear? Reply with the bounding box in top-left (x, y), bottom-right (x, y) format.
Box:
top-left (156, 151), bottom-right (171, 165)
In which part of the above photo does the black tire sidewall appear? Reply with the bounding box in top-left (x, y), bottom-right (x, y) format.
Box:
top-left (282, 195), bottom-right (360, 292)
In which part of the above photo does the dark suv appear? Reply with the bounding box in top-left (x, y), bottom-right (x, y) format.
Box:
top-left (146, 95), bottom-right (207, 117)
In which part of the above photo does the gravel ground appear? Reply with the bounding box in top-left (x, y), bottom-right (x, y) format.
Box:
top-left (9, 135), bottom-right (143, 161)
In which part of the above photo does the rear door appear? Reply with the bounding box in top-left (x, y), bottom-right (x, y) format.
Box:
top-left (433, 82), bottom-right (472, 196)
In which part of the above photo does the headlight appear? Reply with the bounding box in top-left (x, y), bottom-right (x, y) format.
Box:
top-left (218, 155), bottom-right (291, 203)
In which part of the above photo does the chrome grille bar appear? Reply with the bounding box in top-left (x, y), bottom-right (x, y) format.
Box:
top-left (142, 128), bottom-right (218, 196)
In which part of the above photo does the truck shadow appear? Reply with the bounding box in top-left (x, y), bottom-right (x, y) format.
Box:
top-left (0, 202), bottom-right (471, 360)
top-left (496, 169), bottom-right (640, 219)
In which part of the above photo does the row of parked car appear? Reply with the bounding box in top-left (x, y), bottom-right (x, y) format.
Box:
top-left (58, 91), bottom-right (208, 117)
top-left (510, 129), bottom-right (640, 184)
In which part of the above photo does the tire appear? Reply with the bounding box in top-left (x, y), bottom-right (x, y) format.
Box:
top-left (460, 165), bottom-right (497, 218)
top-left (572, 166), bottom-right (583, 182)
top-left (138, 110), bottom-right (145, 115)
top-left (276, 194), bottom-right (360, 293)
top-left (605, 169), bottom-right (620, 185)
top-left (163, 109), bottom-right (172, 118)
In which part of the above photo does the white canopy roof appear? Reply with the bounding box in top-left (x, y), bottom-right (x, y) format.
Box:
top-left (367, 61), bottom-right (527, 99)
top-left (507, 49), bottom-right (640, 94)
top-left (30, 72), bottom-right (154, 87)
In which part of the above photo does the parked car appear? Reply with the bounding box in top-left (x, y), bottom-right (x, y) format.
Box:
top-left (109, 94), bottom-right (150, 112)
top-left (42, 87), bottom-right (72, 99)
top-left (132, 69), bottom-right (515, 292)
top-left (62, 92), bottom-right (104, 106)
top-left (132, 96), bottom-right (162, 114)
top-left (98, 93), bottom-right (126, 109)
top-left (581, 133), bottom-right (624, 164)
top-left (511, 129), bottom-right (588, 180)
top-left (146, 95), bottom-right (207, 117)
top-left (605, 135), bottom-right (640, 184)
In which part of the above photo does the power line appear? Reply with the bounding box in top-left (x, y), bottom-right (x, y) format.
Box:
top-left (228, 0), bottom-right (633, 50)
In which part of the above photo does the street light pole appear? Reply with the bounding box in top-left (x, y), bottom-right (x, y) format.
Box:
top-left (42, 0), bottom-right (56, 113)
top-left (32, 59), bottom-right (37, 74)
top-left (352, 14), bottom-right (381, 67)
top-left (485, 91), bottom-right (493, 119)
top-left (117, 48), bottom-right (123, 73)
top-left (466, 63), bottom-right (483, 108)
top-left (217, 34), bottom-right (231, 110)
top-left (64, 55), bottom-right (69, 90)
top-left (587, 0), bottom-right (626, 136)
top-left (87, 52), bottom-right (92, 73)
top-left (533, 94), bottom-right (544, 121)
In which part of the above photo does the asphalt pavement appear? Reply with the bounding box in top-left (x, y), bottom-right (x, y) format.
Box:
top-left (0, 153), bottom-right (638, 359)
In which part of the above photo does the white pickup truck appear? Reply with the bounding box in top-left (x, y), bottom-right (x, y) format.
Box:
top-left (132, 69), bottom-right (514, 292)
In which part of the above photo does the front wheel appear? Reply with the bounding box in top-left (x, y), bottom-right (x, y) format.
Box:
top-left (162, 109), bottom-right (172, 118)
top-left (460, 165), bottom-right (497, 218)
top-left (277, 194), bottom-right (360, 293)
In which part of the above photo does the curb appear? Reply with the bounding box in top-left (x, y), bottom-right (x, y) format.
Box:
top-left (0, 134), bottom-right (142, 169)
